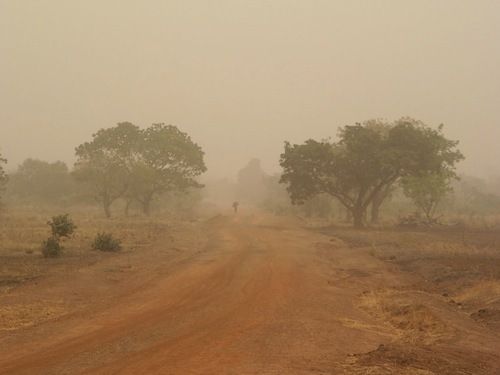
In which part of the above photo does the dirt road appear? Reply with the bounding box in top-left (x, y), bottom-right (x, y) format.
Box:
top-left (1, 213), bottom-right (498, 374)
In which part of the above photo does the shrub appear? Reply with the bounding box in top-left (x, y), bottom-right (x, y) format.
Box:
top-left (91, 232), bottom-right (122, 252)
top-left (48, 214), bottom-right (77, 239)
top-left (41, 235), bottom-right (63, 258)
top-left (41, 214), bottom-right (77, 258)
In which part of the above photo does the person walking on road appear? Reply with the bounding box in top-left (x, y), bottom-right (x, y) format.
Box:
top-left (232, 201), bottom-right (239, 214)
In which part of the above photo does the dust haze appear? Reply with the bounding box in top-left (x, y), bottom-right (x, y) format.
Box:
top-left (1, 1), bottom-right (500, 180)
top-left (2, 3), bottom-right (500, 372)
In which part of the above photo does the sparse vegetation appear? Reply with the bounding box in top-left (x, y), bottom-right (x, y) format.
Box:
top-left (91, 231), bottom-right (122, 252)
top-left (41, 214), bottom-right (77, 258)
top-left (41, 235), bottom-right (63, 258)
top-left (48, 214), bottom-right (77, 239)
top-left (0, 209), bottom-right (172, 289)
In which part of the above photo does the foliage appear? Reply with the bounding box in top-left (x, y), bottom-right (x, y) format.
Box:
top-left (127, 123), bottom-right (207, 215)
top-left (401, 172), bottom-right (455, 218)
top-left (41, 235), bottom-right (63, 258)
top-left (74, 122), bottom-right (206, 217)
top-left (261, 173), bottom-right (294, 215)
top-left (7, 159), bottom-right (74, 205)
top-left (91, 232), bottom-right (122, 252)
top-left (73, 122), bottom-right (140, 218)
top-left (40, 214), bottom-right (77, 258)
top-left (236, 158), bottom-right (268, 205)
top-left (48, 214), bottom-right (77, 239)
top-left (279, 118), bottom-right (464, 228)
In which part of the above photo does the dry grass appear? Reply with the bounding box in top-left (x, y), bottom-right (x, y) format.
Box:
top-left (325, 224), bottom-right (500, 289)
top-left (320, 221), bottom-right (500, 373)
top-left (358, 289), bottom-right (455, 345)
top-left (458, 280), bottom-right (500, 307)
top-left (0, 207), bottom-right (196, 331)
top-left (0, 207), bottom-right (178, 293)
top-left (0, 207), bottom-right (172, 250)
top-left (0, 300), bottom-right (67, 331)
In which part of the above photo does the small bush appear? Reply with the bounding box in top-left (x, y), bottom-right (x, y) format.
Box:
top-left (91, 232), bottom-right (122, 252)
top-left (40, 214), bottom-right (76, 258)
top-left (41, 236), bottom-right (63, 258)
top-left (48, 214), bottom-right (77, 239)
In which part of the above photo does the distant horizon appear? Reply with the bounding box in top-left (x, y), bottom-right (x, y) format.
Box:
top-left (3, 125), bottom-right (497, 183)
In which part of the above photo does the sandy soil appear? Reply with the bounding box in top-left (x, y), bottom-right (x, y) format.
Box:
top-left (0, 213), bottom-right (499, 374)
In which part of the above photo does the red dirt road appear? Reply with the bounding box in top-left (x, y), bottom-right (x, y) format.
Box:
top-left (1, 214), bottom-right (499, 374)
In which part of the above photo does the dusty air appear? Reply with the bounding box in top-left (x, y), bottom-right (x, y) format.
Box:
top-left (1, 1), bottom-right (499, 373)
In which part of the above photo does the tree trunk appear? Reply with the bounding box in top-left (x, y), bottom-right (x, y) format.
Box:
top-left (345, 209), bottom-right (352, 223)
top-left (142, 197), bottom-right (152, 216)
top-left (370, 184), bottom-right (393, 224)
top-left (352, 206), bottom-right (365, 228)
top-left (124, 198), bottom-right (133, 217)
top-left (103, 200), bottom-right (112, 218)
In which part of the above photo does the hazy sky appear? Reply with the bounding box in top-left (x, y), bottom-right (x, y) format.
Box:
top-left (1, 1), bottom-right (499, 180)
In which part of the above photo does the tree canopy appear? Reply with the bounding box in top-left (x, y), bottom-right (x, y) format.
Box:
top-left (7, 159), bottom-right (73, 205)
top-left (73, 122), bottom-right (206, 217)
top-left (279, 118), bottom-right (464, 227)
top-left (401, 170), bottom-right (455, 219)
top-left (127, 123), bottom-right (207, 215)
top-left (73, 122), bottom-right (139, 218)
top-left (235, 158), bottom-right (268, 205)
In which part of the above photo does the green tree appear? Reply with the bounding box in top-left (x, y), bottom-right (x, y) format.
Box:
top-left (73, 122), bottom-right (140, 218)
top-left (236, 158), bottom-right (268, 206)
top-left (279, 118), bottom-right (464, 228)
top-left (401, 172), bottom-right (455, 219)
top-left (8, 159), bottom-right (73, 205)
top-left (362, 119), bottom-right (395, 223)
top-left (127, 123), bottom-right (207, 215)
top-left (74, 122), bottom-right (207, 217)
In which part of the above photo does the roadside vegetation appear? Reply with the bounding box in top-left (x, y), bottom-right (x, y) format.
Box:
top-left (91, 231), bottom-right (122, 252)
top-left (41, 214), bottom-right (77, 258)
top-left (0, 208), bottom-right (175, 292)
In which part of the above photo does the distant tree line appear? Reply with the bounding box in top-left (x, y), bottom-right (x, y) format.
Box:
top-left (3, 117), bottom-right (500, 226)
top-left (1, 123), bottom-right (206, 217)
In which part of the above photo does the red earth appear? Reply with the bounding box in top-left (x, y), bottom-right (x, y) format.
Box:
top-left (1, 213), bottom-right (499, 374)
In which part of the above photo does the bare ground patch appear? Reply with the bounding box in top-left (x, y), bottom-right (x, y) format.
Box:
top-left (317, 223), bottom-right (500, 374)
